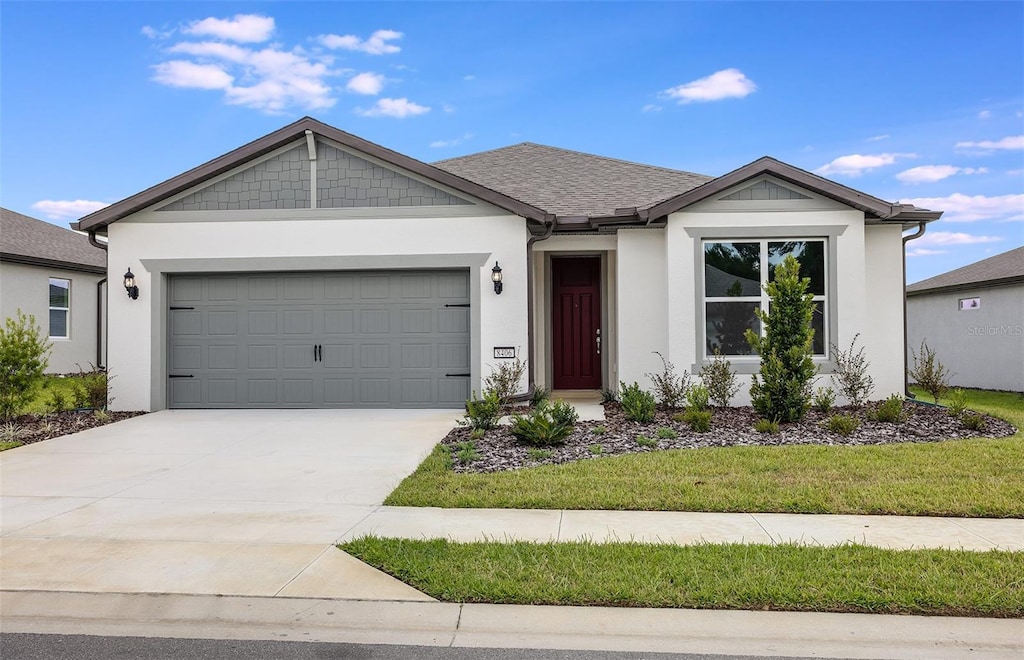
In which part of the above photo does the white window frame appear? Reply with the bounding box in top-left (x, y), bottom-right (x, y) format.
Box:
top-left (49, 277), bottom-right (71, 340)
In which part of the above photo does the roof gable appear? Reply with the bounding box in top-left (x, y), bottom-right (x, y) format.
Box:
top-left (0, 208), bottom-right (106, 272)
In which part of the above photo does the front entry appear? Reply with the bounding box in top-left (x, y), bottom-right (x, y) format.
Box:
top-left (551, 256), bottom-right (602, 390)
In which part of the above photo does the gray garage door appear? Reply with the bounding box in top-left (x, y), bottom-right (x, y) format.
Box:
top-left (167, 271), bottom-right (470, 408)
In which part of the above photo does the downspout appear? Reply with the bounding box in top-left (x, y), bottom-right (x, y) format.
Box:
top-left (510, 216), bottom-right (556, 402)
top-left (902, 221), bottom-right (927, 398)
top-left (88, 232), bottom-right (108, 370)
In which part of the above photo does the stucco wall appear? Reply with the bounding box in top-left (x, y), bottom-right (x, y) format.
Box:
top-left (0, 261), bottom-right (105, 373)
top-left (616, 228), bottom-right (669, 389)
top-left (908, 284), bottom-right (1024, 392)
top-left (106, 210), bottom-right (529, 411)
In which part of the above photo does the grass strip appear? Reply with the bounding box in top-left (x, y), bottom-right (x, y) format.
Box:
top-left (385, 389), bottom-right (1024, 516)
top-left (0, 440), bottom-right (24, 452)
top-left (341, 537), bottom-right (1024, 617)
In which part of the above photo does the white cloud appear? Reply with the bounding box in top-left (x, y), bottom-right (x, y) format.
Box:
top-left (31, 200), bottom-right (110, 221)
top-left (866, 134), bottom-right (890, 142)
top-left (906, 248), bottom-right (948, 258)
top-left (910, 231), bottom-right (1003, 248)
top-left (901, 193), bottom-right (1024, 222)
top-left (430, 133), bottom-right (473, 148)
top-left (1008, 169), bottom-right (1024, 176)
top-left (184, 14), bottom-right (274, 43)
top-left (978, 110), bottom-right (992, 119)
top-left (663, 68), bottom-right (756, 104)
top-left (153, 60), bottom-right (234, 89)
top-left (463, 74), bottom-right (476, 81)
top-left (955, 135), bottom-right (1024, 151)
top-left (816, 153), bottom-right (915, 177)
top-left (642, 104), bottom-right (662, 113)
top-left (347, 72), bottom-right (384, 95)
top-left (319, 29), bottom-right (402, 55)
top-left (356, 97), bottom-right (429, 118)
top-left (895, 165), bottom-right (989, 184)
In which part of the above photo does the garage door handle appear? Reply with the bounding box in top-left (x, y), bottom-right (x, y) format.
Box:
top-left (169, 306), bottom-right (195, 310)
top-left (444, 303), bottom-right (471, 308)
top-left (169, 374), bottom-right (194, 378)
top-left (445, 373), bottom-right (470, 377)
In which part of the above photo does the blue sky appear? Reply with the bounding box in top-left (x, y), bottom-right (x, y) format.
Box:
top-left (2, 2), bottom-right (1021, 283)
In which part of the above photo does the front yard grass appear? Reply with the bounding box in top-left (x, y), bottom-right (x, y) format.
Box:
top-left (385, 388), bottom-right (1024, 516)
top-left (341, 537), bottom-right (1024, 617)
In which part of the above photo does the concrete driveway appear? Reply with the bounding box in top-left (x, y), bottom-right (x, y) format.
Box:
top-left (0, 409), bottom-right (455, 600)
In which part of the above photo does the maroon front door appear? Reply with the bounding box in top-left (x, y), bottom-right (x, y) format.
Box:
top-left (552, 256), bottom-right (602, 390)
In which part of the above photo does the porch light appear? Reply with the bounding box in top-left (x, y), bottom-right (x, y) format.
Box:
top-left (491, 262), bottom-right (503, 295)
top-left (123, 268), bottom-right (139, 300)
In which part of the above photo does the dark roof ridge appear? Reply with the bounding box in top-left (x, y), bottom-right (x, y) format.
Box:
top-left (907, 245), bottom-right (1024, 294)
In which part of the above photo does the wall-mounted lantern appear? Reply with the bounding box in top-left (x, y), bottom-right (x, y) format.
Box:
top-left (491, 262), bottom-right (503, 295)
top-left (123, 268), bottom-right (139, 300)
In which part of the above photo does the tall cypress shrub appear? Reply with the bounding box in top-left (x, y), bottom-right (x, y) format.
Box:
top-left (744, 255), bottom-right (817, 422)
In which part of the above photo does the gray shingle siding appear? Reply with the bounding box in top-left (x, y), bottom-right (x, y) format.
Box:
top-left (720, 180), bottom-right (810, 201)
top-left (158, 148), bottom-right (311, 211)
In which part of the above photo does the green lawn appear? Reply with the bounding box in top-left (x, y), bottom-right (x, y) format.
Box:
top-left (20, 375), bottom-right (87, 415)
top-left (341, 537), bottom-right (1024, 617)
top-left (385, 388), bottom-right (1024, 517)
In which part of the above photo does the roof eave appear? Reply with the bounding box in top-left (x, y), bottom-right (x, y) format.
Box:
top-left (907, 275), bottom-right (1024, 296)
top-left (0, 252), bottom-right (106, 275)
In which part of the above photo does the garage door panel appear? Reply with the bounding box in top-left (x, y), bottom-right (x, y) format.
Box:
top-left (169, 270), bottom-right (469, 408)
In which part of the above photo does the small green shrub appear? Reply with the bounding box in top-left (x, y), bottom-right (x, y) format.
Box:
top-left (48, 389), bottom-right (70, 413)
top-left (655, 426), bottom-right (677, 439)
top-left (0, 422), bottom-right (23, 442)
top-left (684, 410), bottom-right (712, 433)
top-left (530, 386), bottom-right (551, 407)
top-left (93, 409), bottom-right (111, 422)
top-left (590, 425), bottom-right (607, 435)
top-left (550, 399), bottom-right (579, 427)
top-left (830, 334), bottom-right (874, 407)
top-left (812, 386), bottom-right (836, 413)
top-left (947, 389), bottom-right (969, 418)
top-left (484, 357), bottom-right (526, 406)
top-left (636, 435), bottom-right (657, 448)
top-left (470, 427), bottom-right (486, 440)
top-left (699, 349), bottom-right (739, 407)
top-left (600, 388), bottom-right (619, 404)
top-left (620, 381), bottom-right (656, 423)
top-left (509, 401), bottom-right (573, 446)
top-left (962, 413), bottom-right (986, 432)
top-left (459, 390), bottom-right (502, 430)
top-left (824, 414), bottom-right (860, 436)
top-left (685, 384), bottom-right (710, 412)
top-left (754, 418), bottom-right (779, 434)
top-left (454, 440), bottom-right (480, 463)
top-left (671, 412), bottom-right (687, 424)
top-left (645, 351), bottom-right (689, 408)
top-left (526, 448), bottom-right (553, 461)
top-left (870, 394), bottom-right (904, 423)
top-left (0, 311), bottom-right (52, 420)
top-left (909, 340), bottom-right (953, 404)
top-left (588, 444), bottom-right (604, 454)
top-left (75, 365), bottom-right (110, 410)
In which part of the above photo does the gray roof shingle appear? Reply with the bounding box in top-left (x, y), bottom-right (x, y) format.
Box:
top-left (907, 246), bottom-right (1024, 294)
top-left (434, 142), bottom-right (712, 218)
top-left (1, 207), bottom-right (106, 271)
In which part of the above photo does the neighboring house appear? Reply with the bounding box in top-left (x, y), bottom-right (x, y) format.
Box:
top-left (72, 117), bottom-right (941, 411)
top-left (907, 247), bottom-right (1024, 393)
top-left (1, 207), bottom-right (107, 373)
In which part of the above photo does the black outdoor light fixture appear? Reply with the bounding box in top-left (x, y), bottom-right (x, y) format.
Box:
top-left (123, 268), bottom-right (139, 300)
top-left (491, 261), bottom-right (503, 295)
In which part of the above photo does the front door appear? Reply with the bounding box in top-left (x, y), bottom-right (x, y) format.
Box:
top-left (552, 256), bottom-right (602, 390)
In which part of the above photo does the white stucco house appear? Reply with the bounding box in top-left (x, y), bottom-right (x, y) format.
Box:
top-left (72, 117), bottom-right (942, 411)
top-left (907, 247), bottom-right (1023, 393)
top-left (1, 207), bottom-right (107, 373)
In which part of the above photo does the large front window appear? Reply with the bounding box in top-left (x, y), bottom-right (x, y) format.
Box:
top-left (704, 239), bottom-right (826, 357)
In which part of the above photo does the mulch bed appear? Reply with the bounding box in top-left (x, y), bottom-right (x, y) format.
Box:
top-left (2, 410), bottom-right (148, 446)
top-left (445, 400), bottom-right (1017, 474)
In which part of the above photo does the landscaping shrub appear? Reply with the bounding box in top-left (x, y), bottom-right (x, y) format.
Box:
top-left (75, 365), bottom-right (111, 410)
top-left (0, 311), bottom-right (52, 420)
top-left (830, 334), bottom-right (874, 407)
top-left (530, 386), bottom-right (551, 407)
top-left (699, 349), bottom-right (739, 407)
top-left (685, 384), bottom-right (710, 412)
top-left (745, 256), bottom-right (817, 423)
top-left (454, 440), bottom-right (481, 463)
top-left (636, 435), bottom-right (657, 447)
top-left (48, 389), bottom-right (70, 414)
top-left (484, 357), bottom-right (527, 406)
top-left (470, 427), bottom-right (486, 440)
top-left (550, 399), bottom-right (579, 426)
top-left (459, 390), bottom-right (502, 430)
top-left (683, 410), bottom-right (712, 433)
top-left (600, 388), bottom-right (619, 404)
top-left (656, 426), bottom-right (677, 439)
top-left (962, 413), bottom-right (986, 432)
top-left (870, 394), bottom-right (904, 423)
top-left (909, 340), bottom-right (953, 404)
top-left (590, 425), bottom-right (607, 435)
top-left (824, 414), bottom-right (860, 436)
top-left (509, 401), bottom-right (574, 446)
top-left (645, 351), bottom-right (689, 408)
top-left (620, 381), bottom-right (656, 423)
top-left (947, 389), bottom-right (969, 418)
top-left (588, 444), bottom-right (604, 454)
top-left (812, 386), bottom-right (836, 413)
top-left (754, 418), bottom-right (779, 434)
top-left (526, 448), bottom-right (552, 461)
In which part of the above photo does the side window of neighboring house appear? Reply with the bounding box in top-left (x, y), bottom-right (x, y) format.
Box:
top-left (49, 278), bottom-right (71, 339)
top-left (703, 239), bottom-right (827, 358)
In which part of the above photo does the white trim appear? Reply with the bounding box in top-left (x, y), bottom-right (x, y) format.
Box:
top-left (129, 205), bottom-right (509, 223)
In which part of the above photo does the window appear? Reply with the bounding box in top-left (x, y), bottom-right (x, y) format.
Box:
top-left (49, 278), bottom-right (70, 339)
top-left (704, 239), bottom-right (827, 357)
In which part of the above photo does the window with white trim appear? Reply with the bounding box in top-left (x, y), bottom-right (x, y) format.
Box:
top-left (49, 278), bottom-right (70, 339)
top-left (703, 239), bottom-right (827, 357)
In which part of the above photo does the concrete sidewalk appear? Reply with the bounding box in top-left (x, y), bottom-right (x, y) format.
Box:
top-left (341, 506), bottom-right (1024, 551)
top-left (2, 591), bottom-right (1021, 659)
